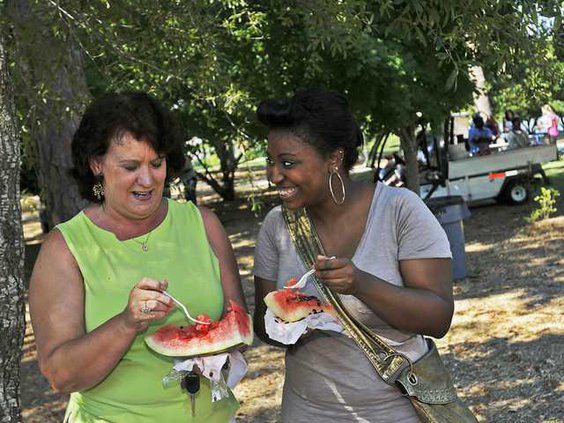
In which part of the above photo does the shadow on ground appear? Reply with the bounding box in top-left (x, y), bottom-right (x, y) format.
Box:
top-left (19, 186), bottom-right (563, 422)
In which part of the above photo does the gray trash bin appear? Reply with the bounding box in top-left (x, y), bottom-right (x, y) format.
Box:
top-left (426, 196), bottom-right (471, 280)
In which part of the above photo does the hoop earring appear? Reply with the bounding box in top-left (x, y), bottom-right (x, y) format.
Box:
top-left (329, 168), bottom-right (346, 205)
top-left (92, 180), bottom-right (105, 201)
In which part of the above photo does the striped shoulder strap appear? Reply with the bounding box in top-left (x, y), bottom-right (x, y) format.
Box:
top-left (281, 205), bottom-right (410, 384)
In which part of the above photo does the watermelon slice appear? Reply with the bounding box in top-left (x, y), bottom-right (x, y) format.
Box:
top-left (264, 289), bottom-right (335, 322)
top-left (145, 300), bottom-right (253, 357)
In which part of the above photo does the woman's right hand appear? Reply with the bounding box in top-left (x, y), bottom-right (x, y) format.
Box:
top-left (121, 278), bottom-right (175, 332)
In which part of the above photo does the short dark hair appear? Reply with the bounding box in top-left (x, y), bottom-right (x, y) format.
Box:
top-left (256, 89), bottom-right (363, 171)
top-left (71, 92), bottom-right (186, 203)
top-left (472, 113), bottom-right (484, 128)
top-left (511, 116), bottom-right (522, 127)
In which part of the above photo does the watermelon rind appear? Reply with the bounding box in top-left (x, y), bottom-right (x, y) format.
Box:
top-left (145, 301), bottom-right (253, 357)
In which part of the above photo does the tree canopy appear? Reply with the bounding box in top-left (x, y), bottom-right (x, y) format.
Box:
top-left (7, 0), bottom-right (562, 201)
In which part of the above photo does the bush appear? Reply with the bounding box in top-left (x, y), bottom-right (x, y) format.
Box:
top-left (526, 187), bottom-right (560, 223)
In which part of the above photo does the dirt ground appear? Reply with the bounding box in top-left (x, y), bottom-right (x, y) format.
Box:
top-left (19, 180), bottom-right (563, 422)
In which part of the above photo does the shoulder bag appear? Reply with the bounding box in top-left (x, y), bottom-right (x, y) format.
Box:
top-left (281, 205), bottom-right (478, 423)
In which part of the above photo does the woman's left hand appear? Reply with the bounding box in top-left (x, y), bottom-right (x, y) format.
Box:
top-left (314, 255), bottom-right (360, 295)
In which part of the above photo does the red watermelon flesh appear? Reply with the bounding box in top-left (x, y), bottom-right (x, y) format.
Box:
top-left (264, 289), bottom-right (335, 322)
top-left (285, 277), bottom-right (297, 287)
top-left (145, 300), bottom-right (253, 357)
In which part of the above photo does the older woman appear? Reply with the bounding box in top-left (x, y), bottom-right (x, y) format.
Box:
top-left (29, 92), bottom-right (246, 422)
top-left (253, 90), bottom-right (454, 422)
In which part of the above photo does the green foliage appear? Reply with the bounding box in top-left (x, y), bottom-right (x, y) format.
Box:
top-left (7, 0), bottom-right (562, 199)
top-left (489, 42), bottom-right (564, 119)
top-left (526, 186), bottom-right (560, 223)
top-left (20, 193), bottom-right (39, 214)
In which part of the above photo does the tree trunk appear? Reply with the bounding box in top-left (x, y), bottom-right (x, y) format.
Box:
top-left (194, 139), bottom-right (237, 201)
top-left (399, 126), bottom-right (420, 195)
top-left (469, 65), bottom-right (492, 118)
top-left (0, 32), bottom-right (25, 423)
top-left (216, 140), bottom-right (236, 201)
top-left (7, 0), bottom-right (89, 229)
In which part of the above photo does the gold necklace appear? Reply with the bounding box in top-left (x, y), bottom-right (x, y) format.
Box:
top-left (132, 231), bottom-right (153, 252)
top-left (98, 204), bottom-right (160, 252)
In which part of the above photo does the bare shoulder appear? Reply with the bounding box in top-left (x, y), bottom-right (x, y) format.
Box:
top-left (37, 228), bottom-right (75, 262)
top-left (197, 205), bottom-right (217, 222)
top-left (197, 206), bottom-right (224, 234)
top-left (31, 228), bottom-right (81, 287)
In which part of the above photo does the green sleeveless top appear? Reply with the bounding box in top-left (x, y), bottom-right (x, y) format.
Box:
top-left (58, 199), bottom-right (239, 422)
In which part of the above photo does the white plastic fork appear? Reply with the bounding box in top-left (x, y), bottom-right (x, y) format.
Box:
top-left (162, 291), bottom-right (211, 325)
top-left (285, 256), bottom-right (336, 290)
top-left (284, 268), bottom-right (316, 290)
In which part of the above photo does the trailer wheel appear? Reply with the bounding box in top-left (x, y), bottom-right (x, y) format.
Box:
top-left (503, 180), bottom-right (529, 205)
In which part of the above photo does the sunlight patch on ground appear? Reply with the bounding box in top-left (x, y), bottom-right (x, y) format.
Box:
top-left (22, 302), bottom-right (36, 363)
top-left (465, 242), bottom-right (494, 252)
top-left (235, 345), bottom-right (284, 422)
top-left (229, 236), bottom-right (255, 250)
top-left (489, 397), bottom-right (537, 413)
top-left (21, 400), bottom-right (68, 423)
top-left (448, 290), bottom-right (563, 345)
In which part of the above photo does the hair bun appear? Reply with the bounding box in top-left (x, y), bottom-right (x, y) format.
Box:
top-left (257, 99), bottom-right (293, 126)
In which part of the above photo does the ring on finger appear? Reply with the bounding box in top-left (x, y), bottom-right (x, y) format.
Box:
top-left (140, 301), bottom-right (152, 314)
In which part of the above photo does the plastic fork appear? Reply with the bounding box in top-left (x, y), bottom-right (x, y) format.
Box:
top-left (162, 291), bottom-right (211, 325)
top-left (285, 256), bottom-right (336, 290)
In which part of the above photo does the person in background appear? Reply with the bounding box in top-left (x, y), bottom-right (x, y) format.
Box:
top-left (485, 115), bottom-right (501, 141)
top-left (253, 89), bottom-right (454, 421)
top-left (468, 113), bottom-right (494, 155)
top-left (537, 104), bottom-right (560, 144)
top-left (503, 109), bottom-right (515, 133)
top-left (179, 154), bottom-right (198, 204)
top-left (29, 92), bottom-right (246, 422)
top-left (505, 116), bottom-right (530, 150)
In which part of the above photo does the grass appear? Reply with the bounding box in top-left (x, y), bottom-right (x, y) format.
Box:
top-left (544, 156), bottom-right (564, 193)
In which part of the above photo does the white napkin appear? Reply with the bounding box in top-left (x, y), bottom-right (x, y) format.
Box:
top-left (172, 350), bottom-right (247, 389)
top-left (264, 308), bottom-right (344, 345)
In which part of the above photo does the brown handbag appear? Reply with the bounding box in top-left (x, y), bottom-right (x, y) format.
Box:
top-left (282, 206), bottom-right (478, 423)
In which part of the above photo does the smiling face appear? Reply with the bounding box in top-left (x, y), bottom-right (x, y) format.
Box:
top-left (266, 130), bottom-right (334, 210)
top-left (90, 131), bottom-right (167, 221)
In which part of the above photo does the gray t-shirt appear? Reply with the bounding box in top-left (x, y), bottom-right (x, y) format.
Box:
top-left (506, 130), bottom-right (530, 150)
top-left (253, 183), bottom-right (452, 422)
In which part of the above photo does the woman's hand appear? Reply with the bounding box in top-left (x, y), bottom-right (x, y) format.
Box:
top-left (121, 278), bottom-right (175, 332)
top-left (314, 255), bottom-right (360, 295)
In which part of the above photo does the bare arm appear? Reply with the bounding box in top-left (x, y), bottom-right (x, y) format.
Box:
top-left (315, 256), bottom-right (454, 338)
top-left (29, 230), bottom-right (174, 393)
top-left (199, 206), bottom-right (247, 313)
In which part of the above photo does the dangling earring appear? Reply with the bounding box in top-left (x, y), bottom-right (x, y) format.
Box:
top-left (92, 179), bottom-right (105, 201)
top-left (329, 167), bottom-right (346, 205)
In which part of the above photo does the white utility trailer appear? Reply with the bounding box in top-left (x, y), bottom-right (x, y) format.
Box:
top-left (356, 114), bottom-right (559, 206)
top-left (421, 142), bottom-right (558, 205)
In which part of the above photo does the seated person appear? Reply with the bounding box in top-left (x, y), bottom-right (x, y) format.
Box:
top-left (468, 113), bottom-right (494, 155)
top-left (503, 110), bottom-right (514, 133)
top-left (506, 116), bottom-right (530, 150)
top-left (485, 115), bottom-right (501, 140)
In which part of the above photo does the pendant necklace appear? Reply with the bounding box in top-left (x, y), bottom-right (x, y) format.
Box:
top-left (132, 231), bottom-right (153, 252)
top-left (98, 205), bottom-right (155, 252)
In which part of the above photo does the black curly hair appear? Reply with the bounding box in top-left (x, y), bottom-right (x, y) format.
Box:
top-left (256, 89), bottom-right (363, 171)
top-left (71, 92), bottom-right (186, 203)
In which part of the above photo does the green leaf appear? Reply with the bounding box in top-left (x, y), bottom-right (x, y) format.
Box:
top-left (445, 68), bottom-right (458, 90)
